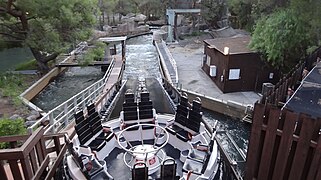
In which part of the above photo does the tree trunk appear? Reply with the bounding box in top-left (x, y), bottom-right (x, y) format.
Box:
top-left (30, 48), bottom-right (58, 73)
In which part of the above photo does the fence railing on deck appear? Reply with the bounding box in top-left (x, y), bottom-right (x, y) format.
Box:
top-left (261, 61), bottom-right (304, 105)
top-left (245, 103), bottom-right (321, 180)
top-left (0, 127), bottom-right (67, 180)
top-left (28, 57), bottom-right (116, 134)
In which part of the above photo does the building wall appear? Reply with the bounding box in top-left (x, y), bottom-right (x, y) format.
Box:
top-left (202, 44), bottom-right (228, 92)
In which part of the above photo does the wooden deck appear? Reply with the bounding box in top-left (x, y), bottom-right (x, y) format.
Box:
top-left (103, 55), bottom-right (123, 92)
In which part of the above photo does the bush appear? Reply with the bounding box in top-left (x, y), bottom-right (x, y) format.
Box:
top-left (0, 73), bottom-right (29, 106)
top-left (0, 118), bottom-right (27, 149)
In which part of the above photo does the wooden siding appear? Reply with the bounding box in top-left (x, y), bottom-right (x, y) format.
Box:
top-left (245, 103), bottom-right (321, 180)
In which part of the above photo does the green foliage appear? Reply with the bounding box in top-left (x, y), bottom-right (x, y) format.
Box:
top-left (1, 0), bottom-right (98, 70)
top-left (79, 42), bottom-right (105, 66)
top-left (15, 59), bottom-right (38, 71)
top-left (250, 9), bottom-right (309, 70)
top-left (0, 118), bottom-right (27, 149)
top-left (201, 0), bottom-right (225, 28)
top-left (0, 73), bottom-right (30, 106)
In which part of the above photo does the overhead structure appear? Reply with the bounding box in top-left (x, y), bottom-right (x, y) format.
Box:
top-left (166, 9), bottom-right (201, 42)
top-left (99, 36), bottom-right (127, 60)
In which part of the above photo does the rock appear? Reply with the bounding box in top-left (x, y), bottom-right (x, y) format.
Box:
top-left (0, 113), bottom-right (3, 118)
top-left (134, 14), bottom-right (146, 22)
top-left (30, 110), bottom-right (40, 117)
top-left (9, 114), bottom-right (22, 120)
top-left (25, 120), bottom-right (37, 127)
top-left (103, 25), bottom-right (112, 33)
top-left (26, 114), bottom-right (39, 121)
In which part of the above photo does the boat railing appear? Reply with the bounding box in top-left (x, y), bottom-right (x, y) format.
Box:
top-left (28, 57), bottom-right (116, 134)
top-left (0, 127), bottom-right (68, 180)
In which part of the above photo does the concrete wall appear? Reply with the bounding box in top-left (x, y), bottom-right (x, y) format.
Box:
top-left (181, 89), bottom-right (248, 119)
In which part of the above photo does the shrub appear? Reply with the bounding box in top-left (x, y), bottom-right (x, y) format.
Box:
top-left (0, 118), bottom-right (27, 149)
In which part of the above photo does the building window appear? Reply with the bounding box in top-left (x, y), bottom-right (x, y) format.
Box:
top-left (207, 55), bottom-right (211, 66)
top-left (210, 65), bottom-right (217, 77)
top-left (229, 69), bottom-right (240, 80)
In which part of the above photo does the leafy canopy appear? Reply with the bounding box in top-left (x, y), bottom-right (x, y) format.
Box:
top-left (0, 0), bottom-right (98, 70)
top-left (250, 9), bottom-right (309, 69)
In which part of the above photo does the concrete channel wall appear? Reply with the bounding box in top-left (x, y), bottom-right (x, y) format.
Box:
top-left (181, 89), bottom-right (249, 119)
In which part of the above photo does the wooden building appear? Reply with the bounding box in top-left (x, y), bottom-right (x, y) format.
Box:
top-left (202, 36), bottom-right (279, 93)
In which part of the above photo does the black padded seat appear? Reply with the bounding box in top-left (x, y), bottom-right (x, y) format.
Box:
top-left (125, 93), bottom-right (135, 103)
top-left (123, 102), bottom-right (137, 108)
top-left (75, 113), bottom-right (106, 151)
top-left (176, 105), bottom-right (188, 117)
top-left (88, 112), bottom-right (114, 142)
top-left (123, 111), bottom-right (138, 121)
top-left (132, 163), bottom-right (148, 180)
top-left (74, 111), bottom-right (84, 124)
top-left (180, 96), bottom-right (189, 108)
top-left (166, 124), bottom-right (183, 135)
top-left (175, 114), bottom-right (187, 127)
top-left (142, 121), bottom-right (154, 130)
top-left (176, 130), bottom-right (190, 142)
top-left (86, 103), bottom-right (96, 117)
top-left (124, 122), bottom-right (139, 131)
top-left (182, 158), bottom-right (203, 175)
top-left (139, 109), bottom-right (153, 119)
top-left (192, 100), bottom-right (202, 113)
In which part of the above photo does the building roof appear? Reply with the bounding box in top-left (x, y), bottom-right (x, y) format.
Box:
top-left (204, 36), bottom-right (255, 55)
top-left (285, 62), bottom-right (321, 118)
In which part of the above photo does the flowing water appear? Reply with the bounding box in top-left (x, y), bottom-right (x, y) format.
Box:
top-left (31, 67), bottom-right (104, 111)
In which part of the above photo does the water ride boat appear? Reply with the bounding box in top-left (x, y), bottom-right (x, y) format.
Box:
top-left (65, 78), bottom-right (220, 180)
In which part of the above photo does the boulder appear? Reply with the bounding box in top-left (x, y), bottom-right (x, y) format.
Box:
top-left (103, 25), bottom-right (112, 33)
top-left (134, 14), bottom-right (147, 22)
top-left (25, 120), bottom-right (37, 127)
top-left (9, 114), bottom-right (22, 120)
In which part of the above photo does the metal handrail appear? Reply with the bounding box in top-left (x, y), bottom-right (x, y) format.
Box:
top-left (28, 57), bottom-right (116, 134)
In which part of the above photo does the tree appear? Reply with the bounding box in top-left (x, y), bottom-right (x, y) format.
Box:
top-left (201, 0), bottom-right (225, 29)
top-left (0, 0), bottom-right (97, 72)
top-left (250, 9), bottom-right (309, 71)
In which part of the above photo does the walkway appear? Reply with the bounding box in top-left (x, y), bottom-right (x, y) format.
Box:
top-left (104, 55), bottom-right (123, 92)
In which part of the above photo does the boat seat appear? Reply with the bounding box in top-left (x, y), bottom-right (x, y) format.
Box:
top-left (88, 112), bottom-right (114, 142)
top-left (123, 111), bottom-right (138, 121)
top-left (176, 130), bottom-right (190, 142)
top-left (166, 124), bottom-right (183, 135)
top-left (123, 122), bottom-right (139, 131)
top-left (188, 148), bottom-right (207, 163)
top-left (86, 103), bottom-right (96, 117)
top-left (75, 117), bottom-right (106, 151)
top-left (160, 158), bottom-right (180, 180)
top-left (142, 120), bottom-right (155, 130)
top-left (182, 158), bottom-right (203, 175)
top-left (139, 109), bottom-right (153, 119)
top-left (74, 110), bottom-right (85, 124)
top-left (132, 163), bottom-right (148, 180)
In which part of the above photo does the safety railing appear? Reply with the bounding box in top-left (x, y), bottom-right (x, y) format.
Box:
top-left (28, 57), bottom-right (116, 134)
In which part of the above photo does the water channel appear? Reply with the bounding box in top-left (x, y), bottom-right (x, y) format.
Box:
top-left (30, 34), bottom-right (249, 177)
